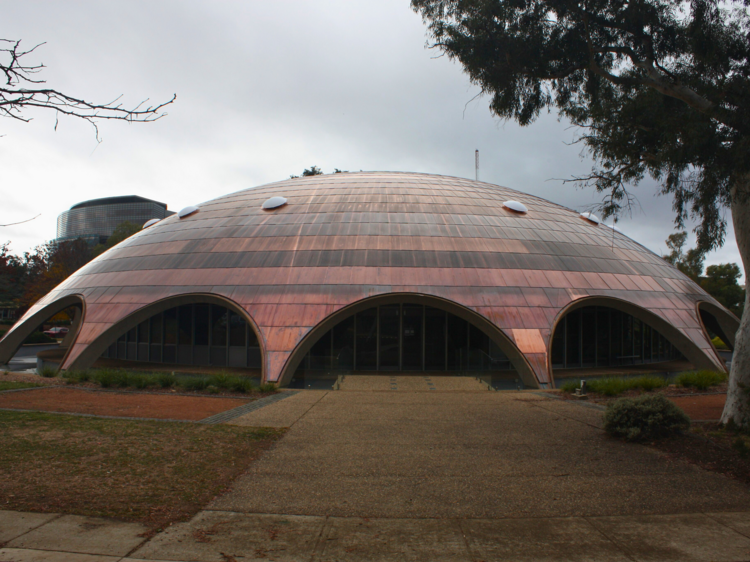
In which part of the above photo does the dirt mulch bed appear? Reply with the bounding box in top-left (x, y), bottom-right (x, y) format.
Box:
top-left (651, 424), bottom-right (750, 486)
top-left (1, 372), bottom-right (65, 386)
top-left (0, 387), bottom-right (252, 421)
top-left (667, 394), bottom-right (726, 421)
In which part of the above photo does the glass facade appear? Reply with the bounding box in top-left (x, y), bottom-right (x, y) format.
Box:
top-left (295, 304), bottom-right (513, 373)
top-left (550, 306), bottom-right (683, 369)
top-left (56, 196), bottom-right (175, 244)
top-left (101, 303), bottom-right (261, 369)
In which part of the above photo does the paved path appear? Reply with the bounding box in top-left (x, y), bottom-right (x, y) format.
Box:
top-left (4, 389), bottom-right (750, 561)
top-left (220, 390), bottom-right (750, 518)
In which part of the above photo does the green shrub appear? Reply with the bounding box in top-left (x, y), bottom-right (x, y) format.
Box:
top-left (39, 365), bottom-right (57, 378)
top-left (231, 377), bottom-right (255, 393)
top-left (179, 376), bottom-right (209, 391)
top-left (210, 373), bottom-right (233, 389)
top-left (712, 336), bottom-right (729, 350)
top-left (675, 370), bottom-right (727, 390)
top-left (128, 373), bottom-right (153, 390)
top-left (560, 376), bottom-right (667, 395)
top-left (603, 394), bottom-right (690, 441)
top-left (258, 382), bottom-right (277, 393)
top-left (25, 332), bottom-right (56, 344)
top-left (206, 385), bottom-right (219, 394)
top-left (157, 373), bottom-right (176, 388)
top-left (588, 378), bottom-right (629, 396)
top-left (630, 375), bottom-right (667, 392)
top-left (559, 380), bottom-right (581, 393)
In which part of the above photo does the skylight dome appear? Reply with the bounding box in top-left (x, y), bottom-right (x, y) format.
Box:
top-left (262, 196), bottom-right (288, 210)
top-left (178, 206), bottom-right (199, 219)
top-left (580, 211), bottom-right (600, 225)
top-left (503, 200), bottom-right (528, 213)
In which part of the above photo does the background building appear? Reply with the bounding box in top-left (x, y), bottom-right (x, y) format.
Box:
top-left (56, 196), bottom-right (175, 245)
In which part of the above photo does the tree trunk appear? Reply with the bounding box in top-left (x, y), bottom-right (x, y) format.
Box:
top-left (721, 178), bottom-right (750, 427)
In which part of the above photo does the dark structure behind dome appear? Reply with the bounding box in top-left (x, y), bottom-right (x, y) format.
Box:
top-left (1, 172), bottom-right (739, 388)
top-left (56, 195), bottom-right (175, 245)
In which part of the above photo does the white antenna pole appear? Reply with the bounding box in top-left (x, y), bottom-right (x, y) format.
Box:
top-left (475, 149), bottom-right (479, 181)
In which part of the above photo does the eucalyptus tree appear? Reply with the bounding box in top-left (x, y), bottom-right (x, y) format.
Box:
top-left (412, 0), bottom-right (750, 425)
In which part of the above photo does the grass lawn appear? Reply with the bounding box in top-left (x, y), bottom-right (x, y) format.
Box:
top-left (0, 411), bottom-right (284, 532)
top-left (0, 381), bottom-right (42, 391)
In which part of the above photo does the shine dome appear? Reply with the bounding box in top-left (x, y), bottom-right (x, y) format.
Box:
top-left (0, 172), bottom-right (737, 387)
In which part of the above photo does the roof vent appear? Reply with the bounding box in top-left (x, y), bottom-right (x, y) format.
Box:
top-left (580, 211), bottom-right (600, 225)
top-left (503, 200), bottom-right (528, 214)
top-left (178, 205), bottom-right (199, 219)
top-left (262, 196), bottom-right (288, 210)
top-left (143, 218), bottom-right (161, 228)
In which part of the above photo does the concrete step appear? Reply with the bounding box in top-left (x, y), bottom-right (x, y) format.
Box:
top-left (337, 374), bottom-right (490, 391)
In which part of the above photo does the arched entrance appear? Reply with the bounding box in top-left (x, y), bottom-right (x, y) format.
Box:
top-left (549, 297), bottom-right (724, 385)
top-left (0, 295), bottom-right (85, 373)
top-left (278, 294), bottom-right (535, 389)
top-left (66, 294), bottom-right (264, 377)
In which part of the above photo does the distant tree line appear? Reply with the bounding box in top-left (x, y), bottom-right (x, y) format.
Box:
top-left (664, 232), bottom-right (745, 318)
top-left (0, 221), bottom-right (141, 321)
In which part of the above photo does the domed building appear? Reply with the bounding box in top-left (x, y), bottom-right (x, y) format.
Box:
top-left (0, 172), bottom-right (738, 388)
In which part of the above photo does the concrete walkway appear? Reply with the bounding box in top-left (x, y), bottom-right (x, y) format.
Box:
top-left (4, 509), bottom-right (750, 561)
top-left (4, 389), bottom-right (750, 561)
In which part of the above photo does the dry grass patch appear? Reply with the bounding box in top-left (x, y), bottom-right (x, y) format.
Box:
top-left (0, 411), bottom-right (284, 532)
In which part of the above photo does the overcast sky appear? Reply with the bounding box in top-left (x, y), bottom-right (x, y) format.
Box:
top-left (1, 1), bottom-right (742, 281)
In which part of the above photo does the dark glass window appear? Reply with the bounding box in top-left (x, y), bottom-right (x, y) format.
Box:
top-left (565, 310), bottom-right (581, 366)
top-left (211, 305), bottom-right (228, 347)
top-left (581, 307), bottom-right (596, 366)
top-left (194, 304), bottom-right (210, 345)
top-left (596, 308), bottom-right (609, 366)
top-left (164, 308), bottom-right (178, 345)
top-left (309, 330), bottom-right (332, 370)
top-left (229, 312), bottom-right (246, 347)
top-left (333, 315), bottom-right (355, 370)
top-left (356, 308), bottom-right (377, 370)
top-left (468, 323), bottom-right (489, 370)
top-left (379, 305), bottom-right (400, 370)
top-left (402, 305), bottom-right (423, 370)
top-left (424, 307), bottom-right (446, 370)
top-left (551, 317), bottom-right (565, 367)
top-left (610, 310), bottom-right (622, 361)
top-left (137, 320), bottom-right (149, 344)
top-left (446, 314), bottom-right (468, 370)
top-left (179, 305), bottom-right (192, 345)
top-left (149, 313), bottom-right (163, 344)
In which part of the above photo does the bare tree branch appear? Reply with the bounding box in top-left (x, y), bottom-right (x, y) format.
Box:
top-left (0, 39), bottom-right (175, 140)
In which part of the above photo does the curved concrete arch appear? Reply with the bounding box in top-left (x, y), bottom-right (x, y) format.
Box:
top-left (696, 301), bottom-right (740, 350)
top-left (65, 293), bottom-right (266, 376)
top-left (547, 296), bottom-right (725, 377)
top-left (0, 294), bottom-right (85, 368)
top-left (277, 292), bottom-right (538, 388)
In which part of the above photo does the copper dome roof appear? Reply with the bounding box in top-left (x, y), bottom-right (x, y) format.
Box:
top-left (0, 172), bottom-right (735, 386)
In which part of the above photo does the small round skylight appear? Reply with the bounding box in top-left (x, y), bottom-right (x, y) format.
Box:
top-left (178, 205), bottom-right (199, 219)
top-left (262, 196), bottom-right (288, 210)
top-left (580, 211), bottom-right (600, 225)
top-left (143, 218), bottom-right (161, 228)
top-left (503, 200), bottom-right (528, 214)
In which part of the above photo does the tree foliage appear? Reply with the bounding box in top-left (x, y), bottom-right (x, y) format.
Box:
top-left (663, 231), bottom-right (746, 317)
top-left (1, 39), bottom-right (174, 138)
top-left (1, 223), bottom-right (142, 315)
top-left (91, 221), bottom-right (142, 258)
top-left (411, 0), bottom-right (750, 252)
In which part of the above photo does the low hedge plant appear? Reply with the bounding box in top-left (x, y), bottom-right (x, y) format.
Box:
top-left (603, 394), bottom-right (690, 441)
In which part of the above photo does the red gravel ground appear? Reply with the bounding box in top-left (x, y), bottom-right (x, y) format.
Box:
top-left (668, 394), bottom-right (726, 421)
top-left (0, 387), bottom-right (252, 421)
